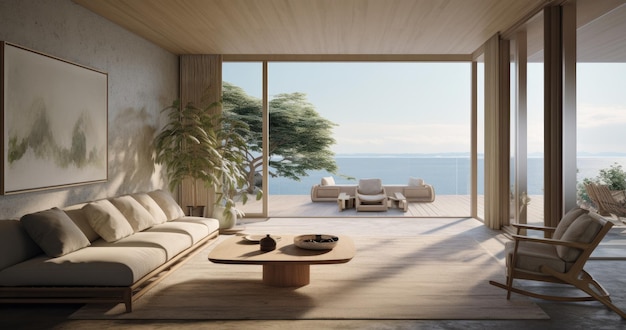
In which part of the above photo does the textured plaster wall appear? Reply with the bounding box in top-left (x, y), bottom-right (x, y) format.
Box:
top-left (0, 0), bottom-right (178, 219)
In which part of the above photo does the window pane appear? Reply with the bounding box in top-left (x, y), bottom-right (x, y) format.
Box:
top-left (223, 62), bottom-right (264, 216)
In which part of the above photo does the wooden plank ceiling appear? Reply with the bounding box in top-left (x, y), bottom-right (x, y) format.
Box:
top-left (73, 0), bottom-right (548, 56)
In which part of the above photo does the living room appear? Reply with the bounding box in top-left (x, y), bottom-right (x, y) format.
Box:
top-left (2, 0), bottom-right (626, 328)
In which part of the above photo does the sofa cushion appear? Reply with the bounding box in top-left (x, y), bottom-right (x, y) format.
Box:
top-left (147, 217), bottom-right (218, 244)
top-left (148, 190), bottom-right (185, 221)
top-left (0, 246), bottom-right (167, 287)
top-left (557, 213), bottom-right (603, 262)
top-left (321, 176), bottom-right (335, 186)
top-left (553, 207), bottom-right (588, 240)
top-left (408, 177), bottom-right (424, 186)
top-left (110, 195), bottom-right (155, 232)
top-left (0, 220), bottom-right (43, 270)
top-left (20, 208), bottom-right (91, 257)
top-left (91, 231), bottom-right (192, 261)
top-left (83, 200), bottom-right (134, 242)
top-left (132, 193), bottom-right (168, 224)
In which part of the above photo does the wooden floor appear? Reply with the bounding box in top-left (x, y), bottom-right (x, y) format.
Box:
top-left (240, 194), bottom-right (545, 223)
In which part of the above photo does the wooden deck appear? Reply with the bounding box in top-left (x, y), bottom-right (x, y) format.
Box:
top-left (240, 194), bottom-right (545, 223)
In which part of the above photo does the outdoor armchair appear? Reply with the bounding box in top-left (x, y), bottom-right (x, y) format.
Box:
top-left (355, 178), bottom-right (388, 212)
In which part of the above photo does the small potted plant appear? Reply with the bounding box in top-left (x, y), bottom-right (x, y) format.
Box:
top-left (154, 99), bottom-right (260, 228)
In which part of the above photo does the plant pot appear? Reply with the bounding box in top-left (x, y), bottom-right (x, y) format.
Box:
top-left (187, 205), bottom-right (206, 217)
top-left (212, 205), bottom-right (238, 229)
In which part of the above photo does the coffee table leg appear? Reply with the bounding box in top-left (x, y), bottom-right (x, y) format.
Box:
top-left (263, 264), bottom-right (310, 287)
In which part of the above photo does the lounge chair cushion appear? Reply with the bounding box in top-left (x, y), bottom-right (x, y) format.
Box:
top-left (83, 200), bottom-right (134, 242)
top-left (321, 176), bottom-right (335, 186)
top-left (557, 213), bottom-right (603, 262)
top-left (505, 240), bottom-right (567, 274)
top-left (20, 207), bottom-right (91, 257)
top-left (553, 207), bottom-right (588, 240)
top-left (358, 179), bottom-right (383, 195)
top-left (357, 193), bottom-right (387, 204)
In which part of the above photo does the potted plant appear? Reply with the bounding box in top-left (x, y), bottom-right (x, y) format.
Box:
top-left (154, 99), bottom-right (260, 228)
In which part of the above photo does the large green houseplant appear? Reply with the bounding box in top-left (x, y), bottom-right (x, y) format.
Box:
top-left (154, 99), bottom-right (258, 228)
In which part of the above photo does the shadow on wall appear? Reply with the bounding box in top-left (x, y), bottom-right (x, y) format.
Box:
top-left (108, 107), bottom-right (163, 196)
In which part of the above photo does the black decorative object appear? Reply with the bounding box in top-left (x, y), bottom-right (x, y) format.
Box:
top-left (260, 234), bottom-right (276, 251)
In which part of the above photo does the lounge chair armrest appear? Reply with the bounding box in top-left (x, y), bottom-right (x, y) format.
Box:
top-left (512, 223), bottom-right (556, 233)
top-left (511, 234), bottom-right (589, 250)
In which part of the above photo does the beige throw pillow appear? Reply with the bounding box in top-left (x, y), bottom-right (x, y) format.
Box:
top-left (148, 190), bottom-right (185, 221)
top-left (132, 193), bottom-right (168, 224)
top-left (110, 195), bottom-right (155, 232)
top-left (20, 207), bottom-right (91, 257)
top-left (83, 200), bottom-right (134, 242)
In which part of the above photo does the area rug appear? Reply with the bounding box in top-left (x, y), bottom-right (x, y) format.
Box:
top-left (71, 218), bottom-right (548, 320)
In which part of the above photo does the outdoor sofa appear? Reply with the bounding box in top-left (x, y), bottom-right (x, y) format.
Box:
top-left (310, 176), bottom-right (436, 202)
top-left (0, 189), bottom-right (219, 312)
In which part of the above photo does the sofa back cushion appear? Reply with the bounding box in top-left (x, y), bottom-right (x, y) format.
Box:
top-left (556, 213), bottom-right (603, 262)
top-left (148, 190), bottom-right (185, 221)
top-left (20, 207), bottom-right (91, 257)
top-left (132, 193), bottom-right (168, 224)
top-left (83, 199), bottom-right (134, 242)
top-left (0, 220), bottom-right (42, 270)
top-left (553, 208), bottom-right (589, 240)
top-left (408, 177), bottom-right (424, 186)
top-left (321, 176), bottom-right (335, 186)
top-left (110, 195), bottom-right (155, 232)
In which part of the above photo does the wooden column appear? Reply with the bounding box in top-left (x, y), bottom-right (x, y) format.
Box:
top-left (543, 7), bottom-right (563, 228)
top-left (179, 54), bottom-right (222, 215)
top-left (483, 34), bottom-right (511, 230)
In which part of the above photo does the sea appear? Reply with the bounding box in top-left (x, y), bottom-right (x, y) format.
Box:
top-left (267, 156), bottom-right (626, 195)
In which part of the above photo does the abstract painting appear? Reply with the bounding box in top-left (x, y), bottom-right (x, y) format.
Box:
top-left (1, 42), bottom-right (108, 194)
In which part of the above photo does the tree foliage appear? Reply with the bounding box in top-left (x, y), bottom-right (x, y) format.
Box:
top-left (577, 162), bottom-right (626, 204)
top-left (223, 82), bottom-right (338, 190)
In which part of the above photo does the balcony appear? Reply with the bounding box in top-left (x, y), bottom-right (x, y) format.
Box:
top-left (240, 194), bottom-right (545, 222)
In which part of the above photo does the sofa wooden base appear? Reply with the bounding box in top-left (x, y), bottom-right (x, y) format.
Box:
top-left (0, 231), bottom-right (219, 312)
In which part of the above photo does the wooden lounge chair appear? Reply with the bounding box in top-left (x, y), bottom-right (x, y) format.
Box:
top-left (490, 208), bottom-right (626, 319)
top-left (585, 183), bottom-right (626, 219)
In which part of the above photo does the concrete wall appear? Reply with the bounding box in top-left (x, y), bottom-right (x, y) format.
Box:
top-left (0, 0), bottom-right (179, 219)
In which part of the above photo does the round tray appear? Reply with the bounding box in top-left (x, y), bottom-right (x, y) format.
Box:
top-left (294, 234), bottom-right (339, 250)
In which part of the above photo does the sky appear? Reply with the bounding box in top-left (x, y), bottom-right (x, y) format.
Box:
top-left (223, 61), bottom-right (626, 156)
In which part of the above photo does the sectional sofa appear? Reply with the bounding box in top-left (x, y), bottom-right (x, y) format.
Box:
top-left (310, 176), bottom-right (436, 203)
top-left (0, 190), bottom-right (219, 312)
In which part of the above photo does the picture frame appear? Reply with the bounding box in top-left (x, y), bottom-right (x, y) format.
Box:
top-left (1, 41), bottom-right (108, 194)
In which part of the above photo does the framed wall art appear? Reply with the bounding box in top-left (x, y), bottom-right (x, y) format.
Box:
top-left (1, 42), bottom-right (108, 194)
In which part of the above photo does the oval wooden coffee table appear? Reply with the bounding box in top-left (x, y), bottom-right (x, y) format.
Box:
top-left (208, 235), bottom-right (355, 287)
